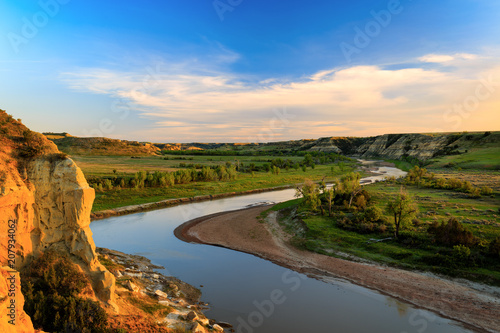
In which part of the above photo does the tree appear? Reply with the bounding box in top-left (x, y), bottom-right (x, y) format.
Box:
top-left (295, 179), bottom-right (320, 211)
top-left (385, 187), bottom-right (418, 239)
top-left (407, 165), bottom-right (426, 187)
top-left (428, 217), bottom-right (477, 247)
top-left (325, 188), bottom-right (335, 216)
top-left (303, 153), bottom-right (313, 167)
top-left (338, 172), bottom-right (362, 208)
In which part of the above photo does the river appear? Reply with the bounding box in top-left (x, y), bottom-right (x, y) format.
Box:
top-left (90, 163), bottom-right (471, 333)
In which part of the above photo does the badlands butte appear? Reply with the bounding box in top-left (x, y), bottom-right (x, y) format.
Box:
top-left (1, 107), bottom-right (499, 333)
top-left (45, 130), bottom-right (500, 164)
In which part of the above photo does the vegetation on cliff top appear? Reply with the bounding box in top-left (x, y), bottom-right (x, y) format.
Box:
top-left (21, 251), bottom-right (109, 333)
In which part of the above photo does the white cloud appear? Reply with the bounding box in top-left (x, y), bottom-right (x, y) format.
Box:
top-left (418, 53), bottom-right (478, 63)
top-left (60, 52), bottom-right (500, 142)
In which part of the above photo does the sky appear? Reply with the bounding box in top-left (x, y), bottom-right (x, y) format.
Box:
top-left (1, 0), bottom-right (499, 143)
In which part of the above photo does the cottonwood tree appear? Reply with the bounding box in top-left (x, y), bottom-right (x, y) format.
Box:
top-left (322, 178), bottom-right (339, 217)
top-left (295, 179), bottom-right (320, 212)
top-left (407, 165), bottom-right (427, 187)
top-left (385, 187), bottom-right (418, 239)
top-left (338, 172), bottom-right (362, 208)
top-left (325, 187), bottom-right (335, 216)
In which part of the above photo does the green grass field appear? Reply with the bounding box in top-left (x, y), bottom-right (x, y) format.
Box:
top-left (72, 154), bottom-right (306, 177)
top-left (276, 182), bottom-right (500, 284)
top-left (77, 154), bottom-right (356, 211)
top-left (426, 146), bottom-right (500, 170)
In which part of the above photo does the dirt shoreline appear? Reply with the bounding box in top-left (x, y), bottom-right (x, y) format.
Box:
top-left (175, 206), bottom-right (500, 333)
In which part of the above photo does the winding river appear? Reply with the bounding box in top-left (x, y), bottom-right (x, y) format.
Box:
top-left (90, 163), bottom-right (471, 333)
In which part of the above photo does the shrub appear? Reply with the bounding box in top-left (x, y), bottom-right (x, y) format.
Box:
top-left (363, 206), bottom-right (383, 223)
top-left (21, 251), bottom-right (108, 333)
top-left (103, 179), bottom-right (114, 190)
top-left (468, 187), bottom-right (481, 198)
top-left (480, 186), bottom-right (493, 195)
top-left (489, 237), bottom-right (500, 258)
top-left (355, 194), bottom-right (367, 210)
top-left (461, 181), bottom-right (474, 193)
top-left (435, 178), bottom-right (446, 188)
top-left (428, 218), bottom-right (478, 247)
top-left (452, 244), bottom-right (471, 261)
top-left (45, 153), bottom-right (68, 163)
top-left (359, 222), bottom-right (375, 233)
top-left (19, 130), bottom-right (48, 158)
top-left (446, 177), bottom-right (463, 190)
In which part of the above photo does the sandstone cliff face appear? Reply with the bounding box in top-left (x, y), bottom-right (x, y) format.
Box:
top-left (0, 113), bottom-right (116, 331)
top-left (0, 156), bottom-right (116, 293)
top-left (0, 268), bottom-right (33, 332)
top-left (27, 157), bottom-right (116, 304)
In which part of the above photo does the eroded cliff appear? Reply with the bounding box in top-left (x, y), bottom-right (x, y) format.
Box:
top-left (281, 131), bottom-right (498, 161)
top-left (0, 110), bottom-right (116, 331)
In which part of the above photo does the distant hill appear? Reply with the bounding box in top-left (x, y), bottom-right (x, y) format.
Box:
top-left (43, 131), bottom-right (500, 169)
top-left (43, 134), bottom-right (162, 156)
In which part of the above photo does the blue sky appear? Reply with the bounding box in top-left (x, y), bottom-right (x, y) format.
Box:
top-left (1, 0), bottom-right (499, 142)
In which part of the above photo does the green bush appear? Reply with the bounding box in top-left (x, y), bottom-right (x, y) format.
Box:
top-left (480, 186), bottom-right (494, 195)
top-left (452, 244), bottom-right (471, 261)
top-left (489, 237), bottom-right (500, 258)
top-left (21, 251), bottom-right (109, 333)
top-left (428, 218), bottom-right (478, 247)
top-left (19, 130), bottom-right (48, 158)
top-left (363, 206), bottom-right (383, 223)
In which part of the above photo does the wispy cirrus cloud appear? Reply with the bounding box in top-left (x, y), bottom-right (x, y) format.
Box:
top-left (60, 50), bottom-right (500, 142)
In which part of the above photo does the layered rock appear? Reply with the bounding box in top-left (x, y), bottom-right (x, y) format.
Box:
top-left (0, 112), bottom-right (116, 330)
top-left (355, 133), bottom-right (451, 160)
top-left (303, 131), bottom-right (498, 161)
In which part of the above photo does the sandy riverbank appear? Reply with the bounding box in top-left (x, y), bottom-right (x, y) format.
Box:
top-left (175, 206), bottom-right (500, 333)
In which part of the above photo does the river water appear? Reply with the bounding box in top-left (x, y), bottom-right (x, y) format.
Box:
top-left (90, 165), bottom-right (471, 333)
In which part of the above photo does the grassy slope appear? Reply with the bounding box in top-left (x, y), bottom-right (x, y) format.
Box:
top-left (425, 132), bottom-right (500, 170)
top-left (427, 147), bottom-right (500, 170)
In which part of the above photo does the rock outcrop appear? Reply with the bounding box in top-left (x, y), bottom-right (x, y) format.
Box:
top-left (26, 157), bottom-right (116, 304)
top-left (355, 133), bottom-right (452, 160)
top-left (263, 131), bottom-right (498, 161)
top-left (0, 110), bottom-right (116, 331)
